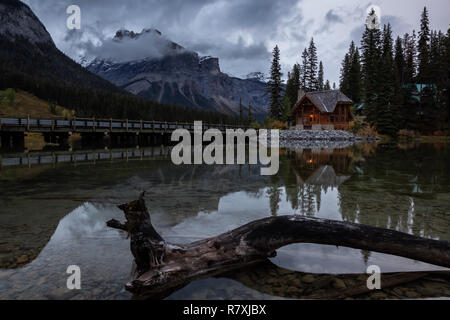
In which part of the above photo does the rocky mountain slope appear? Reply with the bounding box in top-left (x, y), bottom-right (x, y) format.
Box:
top-left (0, 0), bottom-right (121, 93)
top-left (85, 29), bottom-right (269, 118)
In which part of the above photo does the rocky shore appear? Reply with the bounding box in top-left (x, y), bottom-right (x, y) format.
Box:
top-left (261, 130), bottom-right (381, 148)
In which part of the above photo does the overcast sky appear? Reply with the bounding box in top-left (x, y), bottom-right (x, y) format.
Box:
top-left (23, 0), bottom-right (449, 84)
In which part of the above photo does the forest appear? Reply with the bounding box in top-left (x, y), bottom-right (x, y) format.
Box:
top-left (268, 7), bottom-right (450, 135)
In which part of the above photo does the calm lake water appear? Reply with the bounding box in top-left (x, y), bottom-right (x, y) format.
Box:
top-left (0, 141), bottom-right (449, 299)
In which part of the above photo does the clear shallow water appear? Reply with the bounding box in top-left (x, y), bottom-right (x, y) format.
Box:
top-left (0, 142), bottom-right (449, 299)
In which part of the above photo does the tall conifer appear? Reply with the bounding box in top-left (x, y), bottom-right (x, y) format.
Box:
top-left (268, 45), bottom-right (283, 119)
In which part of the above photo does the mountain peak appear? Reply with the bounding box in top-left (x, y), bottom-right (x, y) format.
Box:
top-left (246, 72), bottom-right (266, 82)
top-left (114, 28), bottom-right (163, 41)
top-left (0, 0), bottom-right (53, 45)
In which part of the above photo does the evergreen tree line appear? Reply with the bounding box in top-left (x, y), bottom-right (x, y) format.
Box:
top-left (268, 39), bottom-right (334, 121)
top-left (238, 98), bottom-right (254, 125)
top-left (0, 68), bottom-right (237, 124)
top-left (340, 7), bottom-right (450, 135)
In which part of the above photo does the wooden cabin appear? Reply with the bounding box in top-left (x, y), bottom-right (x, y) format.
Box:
top-left (291, 90), bottom-right (353, 130)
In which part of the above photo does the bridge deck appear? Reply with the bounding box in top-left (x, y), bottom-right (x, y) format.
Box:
top-left (0, 117), bottom-right (250, 134)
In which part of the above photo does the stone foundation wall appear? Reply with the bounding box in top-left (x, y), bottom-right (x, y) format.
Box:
top-left (292, 124), bottom-right (335, 131)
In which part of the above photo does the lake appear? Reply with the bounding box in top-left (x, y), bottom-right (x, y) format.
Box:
top-left (0, 141), bottom-right (449, 299)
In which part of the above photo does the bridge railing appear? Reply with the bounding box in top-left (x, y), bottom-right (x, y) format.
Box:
top-left (0, 116), bottom-right (252, 132)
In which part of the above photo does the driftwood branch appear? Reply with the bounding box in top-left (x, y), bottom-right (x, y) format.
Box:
top-left (107, 194), bottom-right (450, 299)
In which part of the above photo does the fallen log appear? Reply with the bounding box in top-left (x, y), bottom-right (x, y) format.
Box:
top-left (107, 193), bottom-right (450, 299)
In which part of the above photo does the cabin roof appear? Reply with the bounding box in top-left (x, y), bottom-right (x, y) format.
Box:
top-left (292, 90), bottom-right (352, 114)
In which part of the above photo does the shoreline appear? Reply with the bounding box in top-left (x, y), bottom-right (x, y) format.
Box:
top-left (262, 129), bottom-right (381, 147)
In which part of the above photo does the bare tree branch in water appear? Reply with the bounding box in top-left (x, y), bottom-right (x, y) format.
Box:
top-left (107, 193), bottom-right (450, 299)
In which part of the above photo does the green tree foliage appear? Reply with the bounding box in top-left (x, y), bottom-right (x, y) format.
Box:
top-left (307, 38), bottom-right (318, 91)
top-left (414, 7), bottom-right (446, 133)
top-left (417, 7), bottom-right (431, 83)
top-left (317, 61), bottom-right (324, 91)
top-left (247, 103), bottom-right (254, 125)
top-left (324, 80), bottom-right (331, 90)
top-left (340, 41), bottom-right (362, 103)
top-left (281, 95), bottom-right (292, 123)
top-left (268, 45), bottom-right (283, 120)
top-left (300, 49), bottom-right (309, 90)
top-left (343, 6), bottom-right (448, 135)
top-left (4, 88), bottom-right (15, 105)
top-left (445, 29), bottom-right (450, 129)
top-left (375, 24), bottom-right (400, 135)
top-left (285, 64), bottom-right (300, 109)
top-left (349, 48), bottom-right (362, 104)
top-left (394, 36), bottom-right (405, 83)
top-left (403, 31), bottom-right (417, 83)
top-left (298, 39), bottom-right (324, 92)
top-left (239, 97), bottom-right (244, 124)
top-left (340, 52), bottom-right (351, 94)
top-left (360, 10), bottom-right (382, 124)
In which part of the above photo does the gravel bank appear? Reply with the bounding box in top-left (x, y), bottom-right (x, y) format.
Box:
top-left (261, 130), bottom-right (381, 148)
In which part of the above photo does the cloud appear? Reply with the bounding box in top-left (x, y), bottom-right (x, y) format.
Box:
top-left (21, 0), bottom-right (450, 84)
top-left (325, 9), bottom-right (343, 23)
top-left (66, 28), bottom-right (186, 63)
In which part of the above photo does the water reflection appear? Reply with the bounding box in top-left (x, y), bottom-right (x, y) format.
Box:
top-left (0, 142), bottom-right (449, 299)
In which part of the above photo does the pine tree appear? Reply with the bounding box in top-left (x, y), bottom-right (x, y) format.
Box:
top-left (394, 36), bottom-right (405, 84)
top-left (301, 48), bottom-right (309, 90)
top-left (403, 31), bottom-right (418, 83)
top-left (324, 80), bottom-right (331, 90)
top-left (340, 53), bottom-right (351, 94)
top-left (238, 97), bottom-right (244, 124)
top-left (281, 95), bottom-right (292, 123)
top-left (395, 35), bottom-right (409, 129)
top-left (430, 31), bottom-right (446, 84)
top-left (444, 29), bottom-right (450, 128)
top-left (415, 8), bottom-right (442, 133)
top-left (307, 38), bottom-right (318, 91)
top-left (418, 7), bottom-right (431, 83)
top-left (332, 82), bottom-right (336, 90)
top-left (361, 9), bottom-right (382, 124)
top-left (285, 64), bottom-right (300, 106)
top-left (400, 31), bottom-right (420, 130)
top-left (247, 103), bottom-right (254, 125)
top-left (317, 61), bottom-right (324, 91)
top-left (422, 30), bottom-right (445, 132)
top-left (375, 24), bottom-right (399, 135)
top-left (268, 45), bottom-right (283, 119)
top-left (340, 41), bottom-right (362, 103)
top-left (351, 48), bottom-right (362, 103)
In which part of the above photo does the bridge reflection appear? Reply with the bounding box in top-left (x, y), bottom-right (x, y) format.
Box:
top-left (0, 146), bottom-right (172, 169)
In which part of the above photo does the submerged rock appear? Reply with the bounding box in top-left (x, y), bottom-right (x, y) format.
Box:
top-left (332, 278), bottom-right (347, 289)
top-left (301, 274), bottom-right (315, 284)
top-left (16, 255), bottom-right (28, 264)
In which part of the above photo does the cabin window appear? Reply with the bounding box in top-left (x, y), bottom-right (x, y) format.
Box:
top-left (330, 116), bottom-right (334, 122)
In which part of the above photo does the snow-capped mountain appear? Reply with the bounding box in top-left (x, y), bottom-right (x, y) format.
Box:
top-left (245, 72), bottom-right (266, 82)
top-left (85, 29), bottom-right (269, 117)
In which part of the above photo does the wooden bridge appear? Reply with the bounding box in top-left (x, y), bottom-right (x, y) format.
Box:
top-left (0, 146), bottom-right (171, 169)
top-left (0, 116), bottom-right (250, 149)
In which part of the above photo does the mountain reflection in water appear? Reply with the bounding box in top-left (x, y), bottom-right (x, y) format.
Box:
top-left (0, 142), bottom-right (449, 299)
